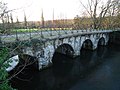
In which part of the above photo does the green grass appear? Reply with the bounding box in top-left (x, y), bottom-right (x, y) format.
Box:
top-left (11, 28), bottom-right (73, 33)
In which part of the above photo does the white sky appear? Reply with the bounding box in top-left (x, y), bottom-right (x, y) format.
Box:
top-left (4, 0), bottom-right (84, 21)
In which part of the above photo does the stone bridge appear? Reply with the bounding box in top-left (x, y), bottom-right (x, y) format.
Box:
top-left (0, 29), bottom-right (116, 70)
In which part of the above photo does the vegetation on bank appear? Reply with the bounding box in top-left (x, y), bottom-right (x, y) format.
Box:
top-left (11, 28), bottom-right (73, 33)
top-left (0, 48), bottom-right (15, 90)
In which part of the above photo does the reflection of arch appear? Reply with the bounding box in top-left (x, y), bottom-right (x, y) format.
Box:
top-left (55, 43), bottom-right (74, 56)
top-left (97, 46), bottom-right (107, 58)
top-left (80, 49), bottom-right (95, 66)
top-left (81, 39), bottom-right (93, 50)
top-left (52, 53), bottom-right (73, 77)
top-left (98, 37), bottom-right (105, 46)
top-left (97, 37), bottom-right (107, 58)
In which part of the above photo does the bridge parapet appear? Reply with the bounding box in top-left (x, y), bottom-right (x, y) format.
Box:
top-left (0, 29), bottom-right (113, 43)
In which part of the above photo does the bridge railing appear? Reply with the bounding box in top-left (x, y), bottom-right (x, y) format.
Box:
top-left (0, 29), bottom-right (117, 43)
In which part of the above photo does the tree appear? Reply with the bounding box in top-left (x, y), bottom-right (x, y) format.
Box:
top-left (0, 1), bottom-right (8, 33)
top-left (104, 0), bottom-right (120, 29)
top-left (41, 9), bottom-right (44, 28)
top-left (0, 1), bottom-right (15, 33)
top-left (10, 13), bottom-right (14, 29)
top-left (15, 16), bottom-right (20, 29)
top-left (74, 13), bottom-right (92, 30)
top-left (74, 15), bottom-right (81, 29)
top-left (80, 0), bottom-right (114, 29)
top-left (24, 12), bottom-right (27, 29)
top-left (113, 0), bottom-right (120, 28)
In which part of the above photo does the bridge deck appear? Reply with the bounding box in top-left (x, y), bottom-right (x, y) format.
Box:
top-left (0, 29), bottom-right (114, 43)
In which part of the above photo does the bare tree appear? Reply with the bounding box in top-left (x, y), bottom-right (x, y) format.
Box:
top-left (112, 0), bottom-right (120, 28)
top-left (80, 0), bottom-right (114, 29)
top-left (102, 0), bottom-right (120, 29)
top-left (10, 13), bottom-right (14, 29)
top-left (74, 15), bottom-right (81, 29)
top-left (0, 1), bottom-right (15, 33)
top-left (0, 1), bottom-right (8, 33)
top-left (24, 12), bottom-right (27, 29)
top-left (41, 9), bottom-right (45, 28)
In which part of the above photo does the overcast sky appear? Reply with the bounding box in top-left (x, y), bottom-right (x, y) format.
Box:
top-left (4, 0), bottom-right (84, 21)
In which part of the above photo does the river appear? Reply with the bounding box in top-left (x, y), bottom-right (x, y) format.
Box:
top-left (10, 43), bottom-right (120, 90)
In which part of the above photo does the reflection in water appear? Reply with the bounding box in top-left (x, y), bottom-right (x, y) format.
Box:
top-left (74, 46), bottom-right (107, 77)
top-left (10, 45), bottom-right (120, 90)
top-left (97, 46), bottom-right (107, 58)
top-left (52, 52), bottom-right (74, 77)
top-left (80, 49), bottom-right (95, 66)
top-left (79, 46), bottom-right (107, 69)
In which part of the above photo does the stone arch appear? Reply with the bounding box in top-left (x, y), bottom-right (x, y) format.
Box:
top-left (54, 43), bottom-right (74, 56)
top-left (52, 43), bottom-right (74, 64)
top-left (54, 39), bottom-right (63, 49)
top-left (81, 39), bottom-right (93, 50)
top-left (97, 37), bottom-right (105, 46)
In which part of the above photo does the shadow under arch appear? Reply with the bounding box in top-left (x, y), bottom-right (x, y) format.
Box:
top-left (52, 43), bottom-right (74, 77)
top-left (97, 37), bottom-right (107, 58)
top-left (18, 54), bottom-right (38, 71)
top-left (80, 39), bottom-right (94, 67)
top-left (7, 54), bottom-right (37, 73)
top-left (97, 37), bottom-right (105, 46)
top-left (52, 43), bottom-right (74, 67)
top-left (81, 39), bottom-right (93, 50)
top-left (9, 54), bottom-right (38, 83)
top-left (53, 43), bottom-right (74, 57)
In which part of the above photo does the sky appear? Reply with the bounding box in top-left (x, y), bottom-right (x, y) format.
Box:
top-left (4, 0), bottom-right (83, 21)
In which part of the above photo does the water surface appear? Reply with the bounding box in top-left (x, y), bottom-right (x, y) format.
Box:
top-left (11, 44), bottom-right (120, 90)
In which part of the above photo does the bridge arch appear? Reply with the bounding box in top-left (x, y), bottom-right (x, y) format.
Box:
top-left (81, 39), bottom-right (93, 50)
top-left (97, 37), bottom-right (105, 46)
top-left (52, 43), bottom-right (74, 64)
top-left (54, 43), bottom-right (74, 56)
